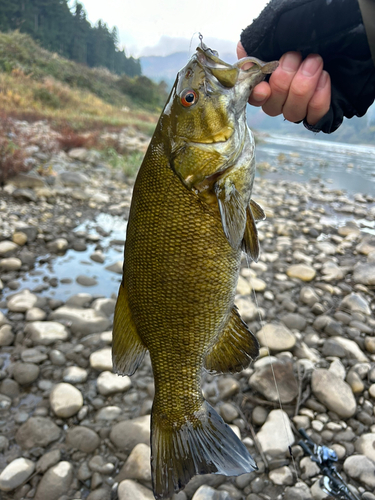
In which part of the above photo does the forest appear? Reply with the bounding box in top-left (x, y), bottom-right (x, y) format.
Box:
top-left (0, 0), bottom-right (141, 77)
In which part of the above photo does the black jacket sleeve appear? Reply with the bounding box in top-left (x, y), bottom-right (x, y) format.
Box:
top-left (240, 0), bottom-right (375, 133)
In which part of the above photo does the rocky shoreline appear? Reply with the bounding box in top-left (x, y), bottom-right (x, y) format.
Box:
top-left (1, 120), bottom-right (375, 500)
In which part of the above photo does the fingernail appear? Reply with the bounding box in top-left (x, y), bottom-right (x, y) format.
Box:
top-left (280, 52), bottom-right (300, 72)
top-left (316, 70), bottom-right (329, 90)
top-left (301, 56), bottom-right (321, 77)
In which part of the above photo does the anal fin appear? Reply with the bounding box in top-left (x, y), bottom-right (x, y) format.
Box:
top-left (242, 204), bottom-right (260, 262)
top-left (204, 305), bottom-right (259, 373)
top-left (250, 199), bottom-right (266, 221)
top-left (112, 281), bottom-right (147, 376)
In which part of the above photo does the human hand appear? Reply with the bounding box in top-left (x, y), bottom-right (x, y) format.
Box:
top-left (237, 42), bottom-right (331, 126)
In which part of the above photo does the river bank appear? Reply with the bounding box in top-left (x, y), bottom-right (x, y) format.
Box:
top-left (0, 122), bottom-right (375, 500)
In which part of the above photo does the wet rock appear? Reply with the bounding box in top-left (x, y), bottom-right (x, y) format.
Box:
top-left (90, 348), bottom-right (113, 371)
top-left (97, 371), bottom-right (132, 396)
top-left (117, 443), bottom-right (151, 483)
top-left (287, 264), bottom-right (316, 281)
top-left (249, 360), bottom-right (298, 403)
top-left (50, 306), bottom-right (110, 335)
top-left (311, 369), bottom-right (356, 419)
top-left (0, 457), bottom-right (35, 492)
top-left (339, 292), bottom-right (371, 315)
top-left (49, 382), bottom-right (83, 418)
top-left (7, 289), bottom-right (38, 312)
top-left (12, 362), bottom-right (40, 385)
top-left (256, 410), bottom-right (294, 458)
top-left (257, 323), bottom-right (296, 351)
top-left (90, 251), bottom-right (105, 263)
top-left (117, 479), bottom-right (154, 500)
top-left (105, 261), bottom-right (123, 274)
top-left (34, 461), bottom-right (73, 500)
top-left (355, 433), bottom-right (375, 462)
top-left (16, 416), bottom-right (60, 449)
top-left (76, 275), bottom-right (98, 286)
top-left (63, 366), bottom-right (88, 383)
top-left (36, 449), bottom-right (61, 474)
top-left (110, 415), bottom-right (150, 451)
top-left (47, 238), bottom-right (69, 253)
top-left (25, 321), bottom-right (69, 345)
top-left (66, 426), bottom-right (100, 453)
top-left (343, 455), bottom-right (375, 489)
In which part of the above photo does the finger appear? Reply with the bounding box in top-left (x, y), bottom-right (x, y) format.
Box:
top-left (282, 54), bottom-right (324, 123)
top-left (306, 70), bottom-right (331, 125)
top-left (248, 81), bottom-right (271, 107)
top-left (262, 52), bottom-right (302, 117)
top-left (236, 41), bottom-right (247, 59)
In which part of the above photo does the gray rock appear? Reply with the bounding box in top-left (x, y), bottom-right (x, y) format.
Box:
top-left (87, 488), bottom-right (111, 500)
top-left (34, 461), bottom-right (73, 500)
top-left (257, 323), bottom-right (296, 352)
top-left (21, 348), bottom-right (48, 363)
top-left (192, 485), bottom-right (231, 499)
top-left (50, 383), bottom-right (83, 418)
top-left (0, 394), bottom-right (11, 411)
top-left (76, 275), bottom-right (98, 286)
top-left (95, 405), bottom-right (122, 421)
top-left (339, 292), bottom-right (371, 315)
top-left (117, 443), bottom-right (151, 483)
top-left (47, 238), bottom-right (69, 253)
top-left (36, 449), bottom-right (61, 474)
top-left (65, 293), bottom-right (92, 307)
top-left (118, 479), bottom-right (154, 500)
top-left (16, 417), bottom-right (61, 449)
top-left (249, 360), bottom-right (298, 403)
top-left (217, 377), bottom-right (240, 399)
top-left (25, 321), bottom-right (69, 345)
top-left (90, 251), bottom-right (105, 263)
top-left (269, 466), bottom-right (294, 486)
top-left (0, 378), bottom-right (19, 398)
top-left (0, 324), bottom-right (15, 346)
top-left (105, 261), bottom-right (123, 274)
top-left (0, 457), bottom-right (35, 492)
top-left (59, 171), bottom-right (89, 186)
top-left (12, 362), bottom-right (40, 385)
top-left (353, 262), bottom-right (375, 285)
top-left (49, 349), bottom-right (66, 365)
top-left (0, 436), bottom-right (9, 452)
top-left (300, 286), bottom-right (319, 306)
top-left (110, 415), bottom-right (150, 451)
top-left (284, 482), bottom-right (313, 500)
top-left (311, 369), bottom-right (356, 419)
top-left (66, 426), bottom-right (100, 453)
top-left (50, 306), bottom-right (110, 336)
top-left (281, 313), bottom-right (306, 331)
top-left (355, 433), bottom-right (375, 462)
top-left (325, 337), bottom-right (368, 362)
top-left (92, 298), bottom-right (116, 317)
top-left (343, 455), bottom-right (375, 489)
top-left (219, 402), bottom-right (239, 423)
top-left (97, 371), bottom-right (132, 396)
top-left (12, 188), bottom-right (37, 202)
top-left (256, 410), bottom-right (295, 458)
top-left (7, 289), bottom-right (38, 312)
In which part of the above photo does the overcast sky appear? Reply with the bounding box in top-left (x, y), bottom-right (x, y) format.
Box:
top-left (76, 0), bottom-right (269, 57)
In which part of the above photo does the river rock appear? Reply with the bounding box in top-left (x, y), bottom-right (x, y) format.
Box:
top-left (269, 466), bottom-right (294, 486)
top-left (76, 275), bottom-right (98, 286)
top-left (12, 362), bottom-right (40, 385)
top-left (256, 409), bottom-right (295, 458)
top-left (47, 238), bottom-right (69, 253)
top-left (339, 292), bottom-right (371, 315)
top-left (95, 406), bottom-right (122, 421)
top-left (7, 289), bottom-right (38, 312)
top-left (90, 251), bottom-right (105, 263)
top-left (284, 482), bottom-right (313, 500)
top-left (0, 324), bottom-right (15, 346)
top-left (325, 337), bottom-right (368, 362)
top-left (25, 321), bottom-right (69, 345)
top-left (34, 461), bottom-right (73, 500)
top-left (0, 241), bottom-right (18, 256)
top-left (281, 313), bottom-right (306, 331)
top-left (92, 297), bottom-right (116, 316)
top-left (97, 371), bottom-right (132, 395)
top-left (249, 360), bottom-right (298, 403)
top-left (36, 449), bottom-right (61, 474)
top-left (257, 323), bottom-right (296, 351)
top-left (16, 416), bottom-right (61, 449)
top-left (90, 348), bottom-right (113, 371)
top-left (0, 457), bottom-right (35, 492)
top-left (25, 307), bottom-right (47, 321)
top-left (355, 433), bottom-right (375, 462)
top-left (234, 297), bottom-right (258, 322)
top-left (63, 366), bottom-right (88, 383)
top-left (59, 170), bottom-right (89, 186)
top-left (65, 293), bottom-right (92, 307)
top-left (117, 479), bottom-right (154, 500)
top-left (286, 264), bottom-right (316, 281)
top-left (49, 383), bottom-right (83, 417)
top-left (13, 231), bottom-right (28, 246)
top-left (299, 286), bottom-right (319, 306)
top-left (21, 348), bottom-right (48, 363)
top-left (0, 257), bottom-right (22, 271)
top-left (66, 426), bottom-right (101, 453)
top-left (105, 261), bottom-right (123, 274)
top-left (311, 369), bottom-right (356, 419)
top-left (343, 455), bottom-right (375, 489)
top-left (353, 262), bottom-right (375, 285)
top-left (50, 306), bottom-right (110, 335)
top-left (117, 443), bottom-right (151, 483)
top-left (110, 415), bottom-right (150, 451)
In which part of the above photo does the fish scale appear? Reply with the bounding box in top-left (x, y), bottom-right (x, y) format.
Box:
top-left (112, 42), bottom-right (278, 499)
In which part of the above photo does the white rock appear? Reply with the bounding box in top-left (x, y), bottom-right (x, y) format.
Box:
top-left (34, 461), bottom-right (73, 500)
top-left (25, 307), bottom-right (47, 321)
top-left (329, 359), bottom-right (346, 380)
top-left (118, 479), bottom-right (154, 500)
top-left (256, 410), bottom-right (294, 458)
top-left (7, 290), bottom-right (38, 312)
top-left (63, 366), bottom-right (88, 384)
top-left (257, 323), bottom-right (296, 352)
top-left (269, 465), bottom-right (294, 486)
top-left (343, 454), bottom-right (375, 489)
top-left (118, 443), bottom-right (151, 482)
top-left (97, 371), bottom-right (132, 395)
top-left (95, 406), bottom-right (122, 421)
top-left (0, 241), bottom-right (18, 256)
top-left (311, 369), bottom-right (356, 419)
top-left (49, 383), bottom-right (83, 418)
top-left (355, 433), bottom-right (375, 462)
top-left (329, 337), bottom-right (369, 362)
top-left (0, 457), bottom-right (35, 492)
top-left (0, 257), bottom-right (22, 271)
top-left (25, 321), bottom-right (69, 345)
top-left (50, 306), bottom-right (110, 335)
top-left (90, 348), bottom-right (113, 371)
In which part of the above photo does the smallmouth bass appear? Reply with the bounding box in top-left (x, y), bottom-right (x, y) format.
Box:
top-left (113, 42), bottom-right (278, 499)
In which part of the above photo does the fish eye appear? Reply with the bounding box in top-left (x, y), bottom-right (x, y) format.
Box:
top-left (180, 89), bottom-right (198, 107)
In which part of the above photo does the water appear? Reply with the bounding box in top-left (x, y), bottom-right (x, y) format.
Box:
top-left (255, 133), bottom-right (375, 195)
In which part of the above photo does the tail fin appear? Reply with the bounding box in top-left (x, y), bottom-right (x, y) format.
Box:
top-left (151, 400), bottom-right (257, 499)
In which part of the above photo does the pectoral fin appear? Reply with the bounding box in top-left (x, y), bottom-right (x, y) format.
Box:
top-left (112, 281), bottom-right (147, 376)
top-left (242, 204), bottom-right (261, 262)
top-left (250, 199), bottom-right (266, 221)
top-left (204, 306), bottom-right (259, 373)
top-left (215, 181), bottom-right (246, 250)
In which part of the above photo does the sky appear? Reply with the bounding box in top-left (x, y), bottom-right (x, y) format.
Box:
top-left (75, 0), bottom-right (270, 57)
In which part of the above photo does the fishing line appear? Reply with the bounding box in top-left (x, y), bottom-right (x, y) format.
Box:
top-left (189, 32), bottom-right (203, 56)
top-left (246, 253), bottom-right (299, 481)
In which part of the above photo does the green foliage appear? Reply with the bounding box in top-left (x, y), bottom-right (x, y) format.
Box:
top-left (33, 87), bottom-right (61, 108)
top-left (0, 0), bottom-right (141, 77)
top-left (117, 75), bottom-right (169, 109)
top-left (102, 148), bottom-right (143, 178)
